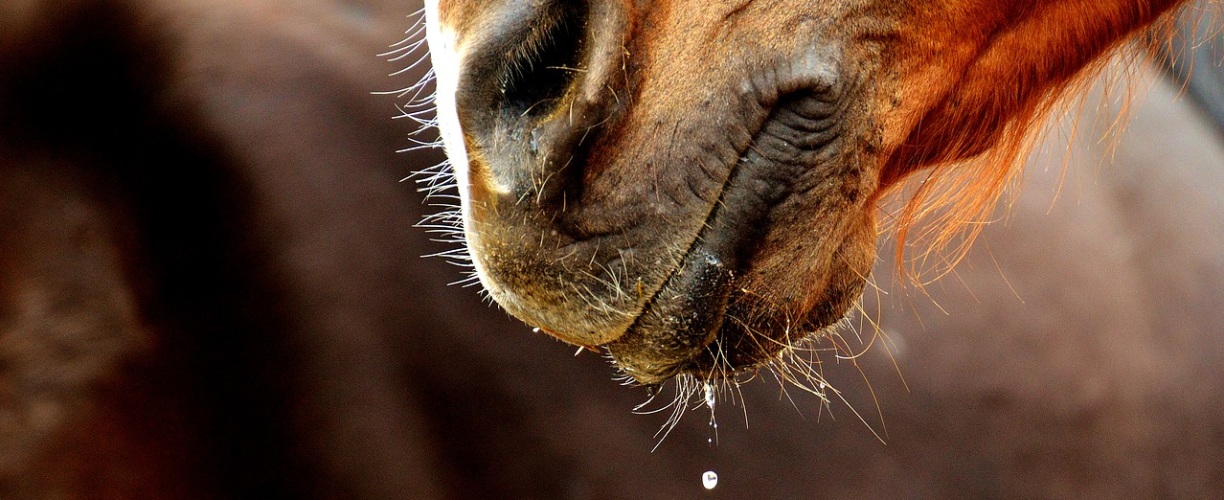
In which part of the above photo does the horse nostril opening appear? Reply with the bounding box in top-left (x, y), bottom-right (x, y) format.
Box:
top-left (499, 4), bottom-right (588, 118)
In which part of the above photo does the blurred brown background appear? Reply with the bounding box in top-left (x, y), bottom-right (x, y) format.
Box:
top-left (2, 0), bottom-right (1223, 498)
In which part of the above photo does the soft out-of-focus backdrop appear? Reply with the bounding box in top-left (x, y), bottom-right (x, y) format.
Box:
top-left (2, 0), bottom-right (1223, 498)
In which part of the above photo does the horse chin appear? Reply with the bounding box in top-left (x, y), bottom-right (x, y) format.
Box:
top-left (600, 94), bottom-right (881, 383)
top-left (605, 194), bottom-right (880, 385)
top-left (606, 252), bottom-right (877, 385)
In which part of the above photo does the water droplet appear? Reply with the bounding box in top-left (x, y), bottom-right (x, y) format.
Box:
top-left (529, 129), bottom-right (542, 154)
top-left (703, 382), bottom-right (715, 410)
top-left (702, 470), bottom-right (719, 490)
top-left (645, 384), bottom-right (662, 398)
top-left (532, 327), bottom-right (540, 333)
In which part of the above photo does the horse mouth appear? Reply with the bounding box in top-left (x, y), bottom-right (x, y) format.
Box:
top-left (607, 89), bottom-right (857, 384)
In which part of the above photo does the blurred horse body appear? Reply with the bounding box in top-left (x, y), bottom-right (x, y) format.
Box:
top-left (1, 0), bottom-right (1222, 498)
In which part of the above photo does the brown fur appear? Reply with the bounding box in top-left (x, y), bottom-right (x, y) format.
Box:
top-left (880, 2), bottom-right (1209, 277)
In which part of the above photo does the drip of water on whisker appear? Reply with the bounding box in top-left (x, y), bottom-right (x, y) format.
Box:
top-left (645, 384), bottom-right (662, 398)
top-left (702, 470), bottom-right (719, 490)
top-left (703, 382), bottom-right (718, 445)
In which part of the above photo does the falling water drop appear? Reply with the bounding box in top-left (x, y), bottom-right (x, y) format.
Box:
top-left (704, 381), bottom-right (718, 445)
top-left (702, 470), bottom-right (719, 490)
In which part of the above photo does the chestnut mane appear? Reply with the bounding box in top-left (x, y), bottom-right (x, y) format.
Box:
top-left (882, 2), bottom-right (1221, 280)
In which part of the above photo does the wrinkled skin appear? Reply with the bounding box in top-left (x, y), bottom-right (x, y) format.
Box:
top-left (426, 0), bottom-right (1188, 383)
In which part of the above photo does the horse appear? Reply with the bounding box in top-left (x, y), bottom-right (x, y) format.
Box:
top-left (423, 0), bottom-right (1222, 387)
top-left (4, 0), bottom-right (1224, 498)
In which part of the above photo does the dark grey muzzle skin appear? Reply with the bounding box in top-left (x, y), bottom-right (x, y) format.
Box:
top-left (607, 89), bottom-right (854, 383)
top-left (446, 1), bottom-right (868, 384)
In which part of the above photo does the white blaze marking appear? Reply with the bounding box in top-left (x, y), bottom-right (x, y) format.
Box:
top-left (423, 1), bottom-right (501, 295)
top-left (423, 1), bottom-right (470, 205)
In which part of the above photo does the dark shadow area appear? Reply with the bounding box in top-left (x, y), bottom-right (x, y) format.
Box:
top-left (1, 2), bottom-right (306, 496)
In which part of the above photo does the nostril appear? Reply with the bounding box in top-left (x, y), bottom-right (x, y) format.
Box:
top-left (499, 4), bottom-right (588, 118)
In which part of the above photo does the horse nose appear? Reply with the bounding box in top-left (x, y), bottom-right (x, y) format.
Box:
top-left (496, 9), bottom-right (587, 122)
top-left (432, 2), bottom-right (644, 347)
top-left (453, 1), bottom-right (627, 209)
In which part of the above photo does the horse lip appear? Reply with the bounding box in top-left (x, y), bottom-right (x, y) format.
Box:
top-left (607, 247), bottom-right (736, 383)
top-left (606, 89), bottom-right (843, 384)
